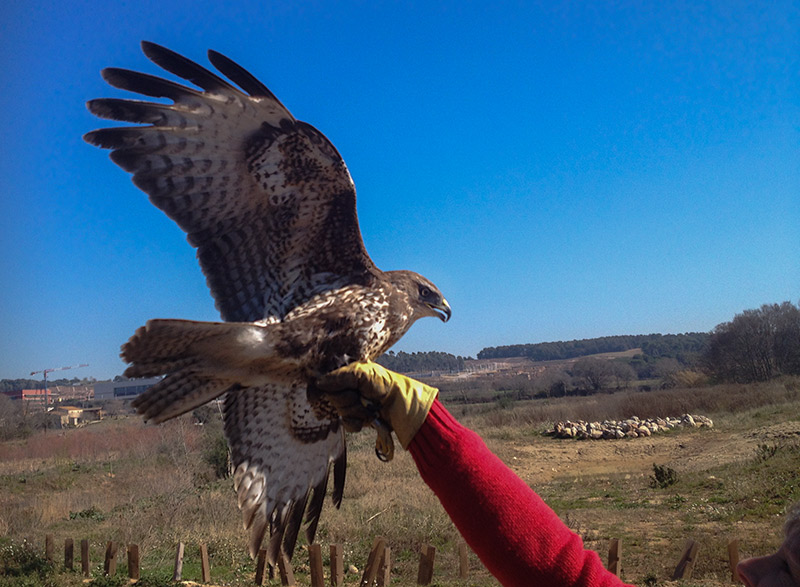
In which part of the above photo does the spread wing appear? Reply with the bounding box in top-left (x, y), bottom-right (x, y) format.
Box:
top-left (224, 382), bottom-right (346, 562)
top-left (84, 41), bottom-right (377, 322)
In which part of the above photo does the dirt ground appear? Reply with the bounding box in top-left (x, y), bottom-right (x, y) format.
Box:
top-left (474, 418), bottom-right (800, 586)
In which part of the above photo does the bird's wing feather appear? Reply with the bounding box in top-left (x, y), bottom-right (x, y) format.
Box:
top-left (224, 382), bottom-right (345, 563)
top-left (84, 41), bottom-right (376, 322)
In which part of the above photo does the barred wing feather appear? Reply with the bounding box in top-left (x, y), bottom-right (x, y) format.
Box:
top-left (84, 41), bottom-right (376, 323)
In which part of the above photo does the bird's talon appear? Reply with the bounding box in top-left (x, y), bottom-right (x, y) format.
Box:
top-left (372, 418), bottom-right (395, 462)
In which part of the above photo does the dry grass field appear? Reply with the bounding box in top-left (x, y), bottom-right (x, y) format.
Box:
top-left (1, 377), bottom-right (799, 586)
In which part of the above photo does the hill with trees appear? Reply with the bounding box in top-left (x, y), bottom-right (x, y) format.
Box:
top-left (477, 333), bottom-right (709, 365)
top-left (377, 350), bottom-right (468, 373)
top-left (375, 333), bottom-right (710, 379)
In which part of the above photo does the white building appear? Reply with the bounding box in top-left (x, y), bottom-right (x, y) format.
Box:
top-left (93, 377), bottom-right (162, 401)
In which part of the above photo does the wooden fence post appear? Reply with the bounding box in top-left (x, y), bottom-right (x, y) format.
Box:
top-left (607, 539), bottom-right (621, 576)
top-left (416, 544), bottom-right (435, 585)
top-left (728, 539), bottom-right (740, 583)
top-left (200, 543), bottom-right (211, 582)
top-left (377, 546), bottom-right (391, 587)
top-left (330, 543), bottom-right (344, 586)
top-left (128, 544), bottom-right (140, 580)
top-left (360, 536), bottom-right (386, 587)
top-left (173, 542), bottom-right (185, 581)
top-left (672, 539), bottom-right (699, 580)
top-left (104, 541), bottom-right (118, 576)
top-left (45, 534), bottom-right (54, 563)
top-left (81, 539), bottom-right (90, 577)
top-left (278, 552), bottom-right (296, 586)
top-left (64, 538), bottom-right (74, 570)
top-left (309, 543), bottom-right (325, 587)
top-left (458, 542), bottom-right (469, 579)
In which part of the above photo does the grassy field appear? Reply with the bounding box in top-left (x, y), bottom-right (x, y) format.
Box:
top-left (1, 377), bottom-right (798, 586)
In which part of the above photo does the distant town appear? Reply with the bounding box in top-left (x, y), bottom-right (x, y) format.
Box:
top-left (0, 377), bottom-right (162, 428)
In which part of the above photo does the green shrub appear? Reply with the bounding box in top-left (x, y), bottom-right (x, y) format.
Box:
top-left (69, 505), bottom-right (105, 521)
top-left (0, 539), bottom-right (53, 581)
top-left (89, 575), bottom-right (126, 587)
top-left (134, 572), bottom-right (176, 587)
top-left (755, 443), bottom-right (780, 461)
top-left (649, 463), bottom-right (678, 488)
top-left (204, 432), bottom-right (231, 479)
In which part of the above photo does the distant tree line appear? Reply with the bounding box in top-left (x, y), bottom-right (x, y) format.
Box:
top-left (704, 301), bottom-right (800, 383)
top-left (377, 350), bottom-right (469, 373)
top-left (477, 333), bottom-right (709, 365)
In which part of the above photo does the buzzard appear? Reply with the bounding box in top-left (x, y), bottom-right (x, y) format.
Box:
top-left (84, 42), bottom-right (450, 564)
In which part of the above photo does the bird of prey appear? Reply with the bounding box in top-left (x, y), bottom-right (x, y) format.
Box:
top-left (84, 42), bottom-right (451, 565)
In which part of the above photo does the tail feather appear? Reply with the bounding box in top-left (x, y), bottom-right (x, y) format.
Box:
top-left (123, 318), bottom-right (271, 423)
top-left (122, 319), bottom-right (228, 369)
top-left (131, 373), bottom-right (233, 424)
top-left (124, 357), bottom-right (197, 379)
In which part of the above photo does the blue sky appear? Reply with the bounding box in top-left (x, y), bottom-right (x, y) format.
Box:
top-left (1, 1), bottom-right (797, 381)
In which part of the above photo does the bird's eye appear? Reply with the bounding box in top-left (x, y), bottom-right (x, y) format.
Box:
top-left (419, 286), bottom-right (431, 298)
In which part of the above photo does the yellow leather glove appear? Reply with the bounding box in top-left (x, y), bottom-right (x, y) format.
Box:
top-left (313, 361), bottom-right (438, 451)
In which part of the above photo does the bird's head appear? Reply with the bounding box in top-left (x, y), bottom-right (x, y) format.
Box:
top-left (385, 270), bottom-right (451, 323)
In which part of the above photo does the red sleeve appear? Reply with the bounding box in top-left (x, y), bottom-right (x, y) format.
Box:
top-left (407, 399), bottom-right (634, 587)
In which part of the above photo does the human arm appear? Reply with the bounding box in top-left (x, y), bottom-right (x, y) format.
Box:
top-left (409, 398), bottom-right (632, 587)
top-left (315, 361), bottom-right (633, 587)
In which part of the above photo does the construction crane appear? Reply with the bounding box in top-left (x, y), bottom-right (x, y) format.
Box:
top-left (30, 364), bottom-right (89, 406)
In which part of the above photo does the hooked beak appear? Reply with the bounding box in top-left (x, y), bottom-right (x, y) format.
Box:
top-left (427, 298), bottom-right (452, 323)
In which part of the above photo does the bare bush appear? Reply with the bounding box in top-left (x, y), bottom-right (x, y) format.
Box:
top-left (705, 301), bottom-right (800, 382)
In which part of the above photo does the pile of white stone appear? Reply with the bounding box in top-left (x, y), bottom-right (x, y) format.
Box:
top-left (548, 414), bottom-right (713, 440)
